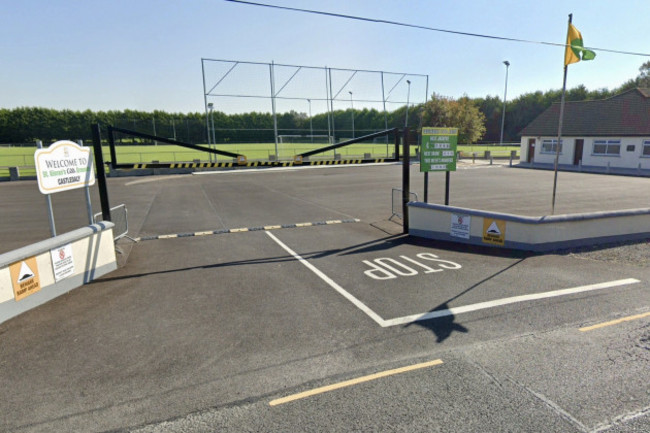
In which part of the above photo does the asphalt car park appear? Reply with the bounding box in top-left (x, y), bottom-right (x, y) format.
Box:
top-left (267, 222), bottom-right (644, 327)
top-left (1, 162), bottom-right (649, 432)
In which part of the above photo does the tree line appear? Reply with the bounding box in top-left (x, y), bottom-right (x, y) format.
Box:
top-left (2, 62), bottom-right (648, 145)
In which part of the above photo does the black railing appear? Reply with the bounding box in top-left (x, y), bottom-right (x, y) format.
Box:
top-left (296, 128), bottom-right (400, 161)
top-left (107, 125), bottom-right (245, 169)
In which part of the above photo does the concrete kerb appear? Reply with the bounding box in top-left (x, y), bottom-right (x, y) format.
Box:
top-left (515, 161), bottom-right (650, 178)
top-left (0, 222), bottom-right (118, 325)
top-left (408, 202), bottom-right (650, 252)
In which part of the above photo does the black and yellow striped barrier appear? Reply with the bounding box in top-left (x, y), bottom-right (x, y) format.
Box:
top-left (135, 218), bottom-right (361, 242)
top-left (119, 159), bottom-right (391, 170)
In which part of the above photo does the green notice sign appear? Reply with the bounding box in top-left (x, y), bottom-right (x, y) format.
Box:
top-left (420, 127), bottom-right (458, 172)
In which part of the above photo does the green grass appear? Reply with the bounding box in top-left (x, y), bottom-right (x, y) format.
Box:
top-left (1, 143), bottom-right (520, 176)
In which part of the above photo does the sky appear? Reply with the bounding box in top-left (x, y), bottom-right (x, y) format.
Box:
top-left (2, 0), bottom-right (649, 116)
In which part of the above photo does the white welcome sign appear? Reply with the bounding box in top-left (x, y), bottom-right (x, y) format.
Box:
top-left (34, 140), bottom-right (95, 194)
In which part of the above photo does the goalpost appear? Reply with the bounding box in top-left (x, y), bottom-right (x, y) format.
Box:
top-left (277, 135), bottom-right (332, 144)
top-left (202, 59), bottom-right (428, 160)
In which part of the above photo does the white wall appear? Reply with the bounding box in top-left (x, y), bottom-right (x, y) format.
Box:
top-left (581, 137), bottom-right (650, 169)
top-left (0, 223), bottom-right (117, 325)
top-left (408, 202), bottom-right (650, 252)
top-left (521, 136), bottom-right (650, 169)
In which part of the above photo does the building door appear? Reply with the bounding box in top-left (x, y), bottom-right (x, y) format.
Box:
top-left (527, 138), bottom-right (536, 163)
top-left (573, 139), bottom-right (584, 165)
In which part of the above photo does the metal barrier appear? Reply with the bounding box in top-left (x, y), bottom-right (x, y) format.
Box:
top-left (391, 188), bottom-right (418, 220)
top-left (93, 204), bottom-right (133, 242)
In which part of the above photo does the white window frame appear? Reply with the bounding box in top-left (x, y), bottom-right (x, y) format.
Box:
top-left (592, 139), bottom-right (621, 156)
top-left (642, 140), bottom-right (650, 157)
top-left (540, 139), bottom-right (563, 154)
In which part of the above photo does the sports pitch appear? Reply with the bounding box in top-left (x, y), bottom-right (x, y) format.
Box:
top-left (0, 143), bottom-right (519, 177)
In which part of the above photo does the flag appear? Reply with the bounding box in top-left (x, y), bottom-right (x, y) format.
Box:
top-left (565, 23), bottom-right (596, 66)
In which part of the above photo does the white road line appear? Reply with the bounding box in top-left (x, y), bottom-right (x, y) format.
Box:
top-left (381, 278), bottom-right (641, 327)
top-left (263, 232), bottom-right (641, 329)
top-left (265, 231), bottom-right (386, 326)
top-left (124, 175), bottom-right (191, 186)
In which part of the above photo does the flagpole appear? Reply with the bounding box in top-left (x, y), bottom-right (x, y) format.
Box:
top-left (551, 13), bottom-right (572, 215)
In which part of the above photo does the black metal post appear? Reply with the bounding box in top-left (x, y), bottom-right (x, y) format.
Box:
top-left (402, 128), bottom-right (410, 234)
top-left (445, 171), bottom-right (450, 205)
top-left (91, 123), bottom-right (111, 222)
top-left (424, 172), bottom-right (429, 203)
top-left (394, 130), bottom-right (400, 160)
top-left (107, 125), bottom-right (117, 170)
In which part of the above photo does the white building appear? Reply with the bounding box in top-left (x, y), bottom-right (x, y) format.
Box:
top-left (519, 88), bottom-right (650, 170)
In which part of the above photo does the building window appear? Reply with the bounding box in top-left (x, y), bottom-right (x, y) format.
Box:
top-left (541, 139), bottom-right (562, 154)
top-left (643, 140), bottom-right (650, 157)
top-left (593, 139), bottom-right (620, 156)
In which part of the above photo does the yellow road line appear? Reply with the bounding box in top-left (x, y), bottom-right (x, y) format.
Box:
top-left (579, 311), bottom-right (650, 332)
top-left (269, 359), bottom-right (443, 407)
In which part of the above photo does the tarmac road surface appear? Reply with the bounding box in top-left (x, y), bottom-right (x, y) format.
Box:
top-left (0, 163), bottom-right (648, 432)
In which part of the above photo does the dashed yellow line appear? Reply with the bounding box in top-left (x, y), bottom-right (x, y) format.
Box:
top-left (157, 234), bottom-right (178, 239)
top-left (579, 311), bottom-right (650, 332)
top-left (134, 218), bottom-right (361, 241)
top-left (269, 359), bottom-right (443, 406)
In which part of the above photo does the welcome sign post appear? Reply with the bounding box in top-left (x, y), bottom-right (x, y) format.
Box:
top-left (420, 127), bottom-right (458, 204)
top-left (35, 140), bottom-right (96, 236)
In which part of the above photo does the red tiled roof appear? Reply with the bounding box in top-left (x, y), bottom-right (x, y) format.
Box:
top-left (519, 88), bottom-right (650, 137)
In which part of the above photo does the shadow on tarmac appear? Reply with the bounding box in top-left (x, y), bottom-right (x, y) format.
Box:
top-left (93, 254), bottom-right (300, 283)
top-left (404, 257), bottom-right (527, 342)
top-left (98, 230), bottom-right (529, 346)
top-left (412, 302), bottom-right (470, 343)
top-left (99, 234), bottom-right (411, 283)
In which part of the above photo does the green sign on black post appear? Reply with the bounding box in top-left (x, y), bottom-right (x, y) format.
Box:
top-left (420, 127), bottom-right (458, 172)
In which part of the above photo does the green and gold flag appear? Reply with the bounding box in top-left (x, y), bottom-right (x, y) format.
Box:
top-left (565, 23), bottom-right (596, 65)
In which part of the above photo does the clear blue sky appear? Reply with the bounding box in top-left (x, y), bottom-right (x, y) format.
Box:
top-left (2, 0), bottom-right (649, 115)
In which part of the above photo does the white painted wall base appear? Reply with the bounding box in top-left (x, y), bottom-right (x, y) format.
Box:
top-left (0, 222), bottom-right (117, 325)
top-left (409, 202), bottom-right (650, 252)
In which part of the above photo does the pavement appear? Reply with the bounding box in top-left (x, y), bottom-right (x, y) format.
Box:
top-left (0, 162), bottom-right (649, 432)
top-left (516, 160), bottom-right (650, 178)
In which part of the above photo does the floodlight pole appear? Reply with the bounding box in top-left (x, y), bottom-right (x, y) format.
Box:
top-left (201, 58), bottom-right (212, 162)
top-left (349, 91), bottom-right (354, 138)
top-left (405, 80), bottom-right (411, 128)
top-left (307, 99), bottom-right (313, 143)
top-left (325, 66), bottom-right (332, 145)
top-left (269, 60), bottom-right (279, 159)
top-left (328, 67), bottom-right (336, 145)
top-left (500, 61), bottom-right (510, 145)
top-left (381, 71), bottom-right (389, 153)
top-left (152, 117), bottom-right (157, 146)
top-left (208, 103), bottom-right (216, 162)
